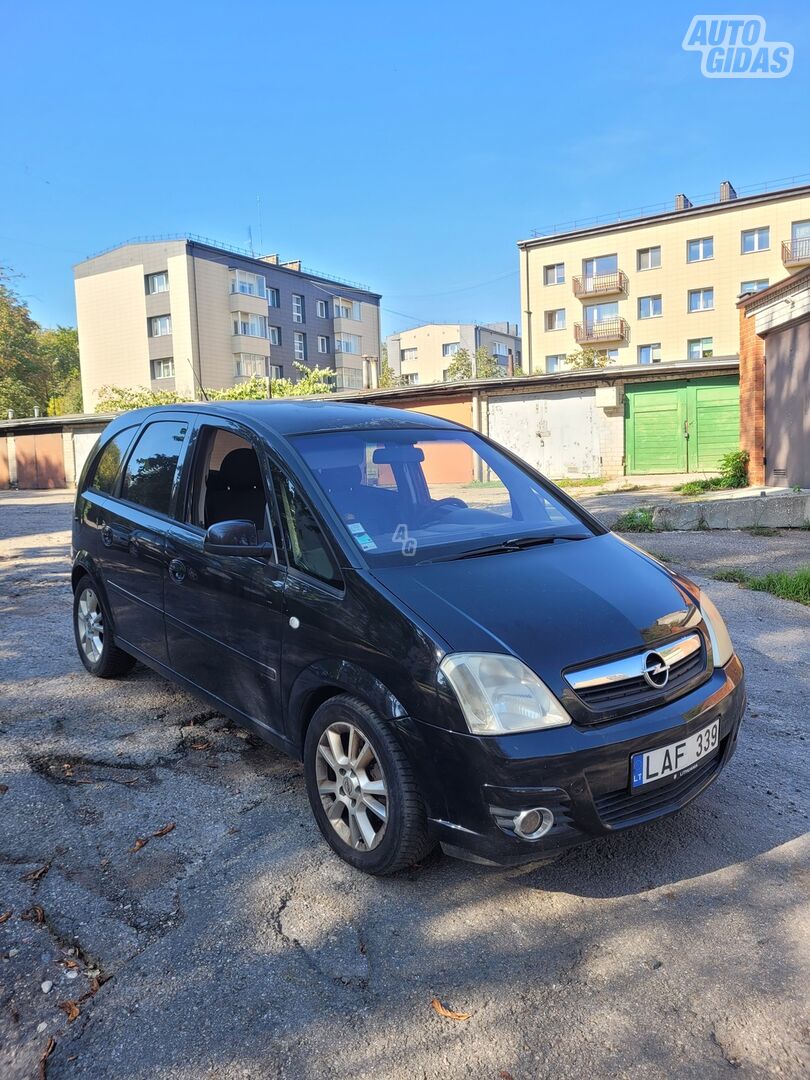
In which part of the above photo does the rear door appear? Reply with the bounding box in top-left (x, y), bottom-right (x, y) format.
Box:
top-left (95, 416), bottom-right (192, 662)
top-left (164, 418), bottom-right (287, 735)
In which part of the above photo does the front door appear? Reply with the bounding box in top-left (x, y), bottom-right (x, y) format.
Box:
top-left (97, 417), bottom-right (191, 662)
top-left (164, 419), bottom-right (286, 736)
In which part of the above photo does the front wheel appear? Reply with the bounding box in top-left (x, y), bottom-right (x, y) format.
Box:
top-left (73, 575), bottom-right (136, 678)
top-left (303, 695), bottom-right (435, 875)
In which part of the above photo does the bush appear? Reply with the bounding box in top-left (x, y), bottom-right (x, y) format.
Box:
top-left (719, 449), bottom-right (749, 488)
top-left (613, 507), bottom-right (656, 532)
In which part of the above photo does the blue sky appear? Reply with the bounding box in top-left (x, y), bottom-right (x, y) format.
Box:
top-left (2, 1), bottom-right (808, 338)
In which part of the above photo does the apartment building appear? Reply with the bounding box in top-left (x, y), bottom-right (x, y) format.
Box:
top-left (74, 237), bottom-right (382, 407)
top-left (518, 180), bottom-right (810, 374)
top-left (386, 322), bottom-right (522, 385)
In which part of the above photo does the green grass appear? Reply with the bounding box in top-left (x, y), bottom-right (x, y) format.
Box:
top-left (744, 525), bottom-right (780, 537)
top-left (552, 476), bottom-right (606, 489)
top-left (713, 566), bottom-right (810, 605)
top-left (613, 507), bottom-right (656, 533)
top-left (674, 477), bottom-right (728, 496)
top-left (464, 481), bottom-right (505, 489)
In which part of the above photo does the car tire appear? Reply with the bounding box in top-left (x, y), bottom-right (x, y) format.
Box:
top-left (303, 694), bottom-right (436, 875)
top-left (73, 575), bottom-right (136, 678)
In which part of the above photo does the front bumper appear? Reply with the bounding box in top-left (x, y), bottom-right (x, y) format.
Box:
top-left (395, 654), bottom-right (746, 866)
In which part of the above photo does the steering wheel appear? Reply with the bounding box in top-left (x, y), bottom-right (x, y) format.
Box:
top-left (415, 497), bottom-right (468, 526)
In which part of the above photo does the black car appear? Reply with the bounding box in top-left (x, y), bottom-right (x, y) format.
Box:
top-left (71, 401), bottom-right (745, 874)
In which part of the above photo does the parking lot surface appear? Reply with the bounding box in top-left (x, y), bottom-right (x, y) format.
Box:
top-left (1, 490), bottom-right (808, 1080)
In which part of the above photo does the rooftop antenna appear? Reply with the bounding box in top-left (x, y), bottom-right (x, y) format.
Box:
top-left (186, 356), bottom-right (209, 401)
top-left (248, 225), bottom-right (254, 256)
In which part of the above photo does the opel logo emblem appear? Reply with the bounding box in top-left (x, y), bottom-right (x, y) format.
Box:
top-left (642, 650), bottom-right (670, 688)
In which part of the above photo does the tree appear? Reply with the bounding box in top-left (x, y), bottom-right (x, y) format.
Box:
top-left (565, 346), bottom-right (613, 370)
top-left (378, 344), bottom-right (398, 389)
top-left (445, 346), bottom-right (505, 382)
top-left (39, 326), bottom-right (83, 414)
top-left (0, 267), bottom-right (50, 411)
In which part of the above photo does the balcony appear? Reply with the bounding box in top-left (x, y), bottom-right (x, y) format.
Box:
top-left (781, 238), bottom-right (810, 267)
top-left (572, 269), bottom-right (628, 299)
top-left (574, 317), bottom-right (629, 345)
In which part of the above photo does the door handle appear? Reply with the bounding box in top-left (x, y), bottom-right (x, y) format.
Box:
top-left (101, 525), bottom-right (113, 547)
top-left (169, 558), bottom-right (188, 584)
top-left (683, 420), bottom-right (690, 439)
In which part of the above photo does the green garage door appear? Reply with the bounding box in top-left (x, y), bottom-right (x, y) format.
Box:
top-left (625, 377), bottom-right (739, 474)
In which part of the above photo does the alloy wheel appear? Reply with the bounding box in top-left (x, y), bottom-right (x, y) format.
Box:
top-left (315, 721), bottom-right (389, 851)
top-left (76, 587), bottom-right (104, 664)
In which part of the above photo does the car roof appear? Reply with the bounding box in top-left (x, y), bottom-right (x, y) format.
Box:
top-left (132, 400), bottom-right (466, 438)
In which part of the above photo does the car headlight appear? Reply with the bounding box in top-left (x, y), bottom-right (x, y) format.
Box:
top-left (700, 592), bottom-right (734, 667)
top-left (439, 653), bottom-right (572, 735)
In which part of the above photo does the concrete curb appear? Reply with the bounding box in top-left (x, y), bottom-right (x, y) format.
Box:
top-left (651, 492), bottom-right (810, 531)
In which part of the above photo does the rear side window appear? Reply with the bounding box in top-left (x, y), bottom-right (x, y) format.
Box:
top-left (121, 421), bottom-right (188, 515)
top-left (89, 427), bottom-right (137, 494)
top-left (272, 467), bottom-right (341, 588)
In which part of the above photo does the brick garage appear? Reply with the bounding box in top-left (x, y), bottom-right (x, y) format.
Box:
top-left (739, 267), bottom-right (810, 488)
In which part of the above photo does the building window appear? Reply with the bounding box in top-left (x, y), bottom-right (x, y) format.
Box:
top-left (544, 263), bottom-right (564, 285)
top-left (740, 279), bottom-right (769, 295)
top-left (335, 333), bottom-right (361, 354)
top-left (545, 354), bottom-right (564, 372)
top-left (233, 312), bottom-right (268, 338)
top-left (687, 237), bottom-right (713, 262)
top-left (150, 315), bottom-right (172, 337)
top-left (334, 297), bottom-right (361, 320)
top-left (269, 325), bottom-right (281, 346)
top-left (292, 294), bottom-right (304, 322)
top-left (597, 348), bottom-right (619, 362)
top-left (317, 335), bottom-right (330, 354)
top-left (267, 287), bottom-right (280, 308)
top-left (442, 342), bottom-right (460, 356)
top-left (316, 299), bottom-right (329, 318)
top-left (638, 295), bottom-right (662, 319)
top-left (334, 367), bottom-right (364, 390)
top-left (294, 332), bottom-right (306, 361)
top-left (152, 357), bottom-right (175, 379)
top-left (234, 353), bottom-right (269, 377)
top-left (688, 287), bottom-right (714, 312)
top-left (269, 364), bottom-right (282, 380)
top-left (688, 337), bottom-right (714, 360)
top-left (229, 269), bottom-right (266, 298)
top-left (491, 342), bottom-right (508, 358)
top-left (401, 347), bottom-right (417, 364)
top-left (741, 227), bottom-right (769, 253)
top-left (401, 373), bottom-right (419, 386)
top-left (146, 271), bottom-right (169, 295)
top-left (638, 344), bottom-right (661, 365)
top-left (637, 247), bottom-right (661, 271)
top-left (545, 309), bottom-right (565, 331)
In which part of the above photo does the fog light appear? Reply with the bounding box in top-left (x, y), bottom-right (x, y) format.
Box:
top-left (513, 807), bottom-right (554, 841)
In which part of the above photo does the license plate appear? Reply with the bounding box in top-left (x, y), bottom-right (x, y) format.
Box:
top-left (631, 719), bottom-right (720, 790)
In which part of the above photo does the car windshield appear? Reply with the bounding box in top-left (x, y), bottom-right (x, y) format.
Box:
top-left (290, 428), bottom-right (594, 566)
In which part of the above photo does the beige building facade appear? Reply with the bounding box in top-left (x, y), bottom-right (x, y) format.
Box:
top-left (75, 238), bottom-right (382, 408)
top-left (387, 322), bottom-right (521, 385)
top-left (518, 181), bottom-right (810, 374)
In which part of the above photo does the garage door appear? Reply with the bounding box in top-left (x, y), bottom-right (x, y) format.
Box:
top-left (625, 377), bottom-right (739, 475)
top-left (13, 433), bottom-right (66, 489)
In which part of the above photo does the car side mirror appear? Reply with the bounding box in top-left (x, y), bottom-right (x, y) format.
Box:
top-left (203, 519), bottom-right (272, 557)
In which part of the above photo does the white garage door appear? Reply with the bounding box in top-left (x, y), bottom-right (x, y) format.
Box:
top-left (487, 390), bottom-right (600, 480)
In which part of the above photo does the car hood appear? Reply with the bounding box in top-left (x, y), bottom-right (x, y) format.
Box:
top-left (372, 533), bottom-right (699, 693)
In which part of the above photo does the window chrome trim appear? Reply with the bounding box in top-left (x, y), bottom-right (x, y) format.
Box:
top-left (566, 633), bottom-right (702, 692)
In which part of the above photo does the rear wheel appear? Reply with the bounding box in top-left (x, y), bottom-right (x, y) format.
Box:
top-left (73, 575), bottom-right (136, 678)
top-left (303, 694), bottom-right (435, 874)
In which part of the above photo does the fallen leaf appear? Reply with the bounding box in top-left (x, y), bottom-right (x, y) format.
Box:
top-left (191, 741), bottom-right (211, 751)
top-left (60, 958), bottom-right (79, 970)
top-left (0, 911), bottom-right (12, 924)
top-left (21, 864), bottom-right (50, 883)
top-left (39, 1035), bottom-right (55, 1079)
top-left (500, 1072), bottom-right (516, 1080)
top-left (130, 837), bottom-right (149, 853)
top-left (152, 822), bottom-right (175, 838)
top-left (58, 1000), bottom-right (80, 1023)
top-left (430, 997), bottom-right (471, 1021)
top-left (21, 906), bottom-right (45, 924)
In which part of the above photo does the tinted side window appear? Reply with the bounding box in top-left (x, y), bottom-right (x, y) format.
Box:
top-left (272, 467), bottom-right (341, 587)
top-left (89, 427), bottom-right (137, 494)
top-left (121, 421), bottom-right (188, 515)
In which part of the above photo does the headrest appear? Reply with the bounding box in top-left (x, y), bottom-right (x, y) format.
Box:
top-left (219, 448), bottom-right (263, 489)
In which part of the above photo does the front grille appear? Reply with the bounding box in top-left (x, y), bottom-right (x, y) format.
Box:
top-left (565, 633), bottom-right (709, 722)
top-left (593, 748), bottom-right (722, 828)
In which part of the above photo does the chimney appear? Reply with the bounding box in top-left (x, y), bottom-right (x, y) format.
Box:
top-left (675, 193), bottom-right (693, 211)
top-left (281, 259), bottom-right (301, 272)
top-left (720, 180), bottom-right (738, 202)
top-left (259, 254), bottom-right (279, 264)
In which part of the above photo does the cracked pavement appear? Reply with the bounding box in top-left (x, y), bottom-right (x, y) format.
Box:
top-left (1, 489), bottom-right (809, 1079)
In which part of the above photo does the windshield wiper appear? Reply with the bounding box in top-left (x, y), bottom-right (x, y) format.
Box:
top-left (425, 534), bottom-right (590, 563)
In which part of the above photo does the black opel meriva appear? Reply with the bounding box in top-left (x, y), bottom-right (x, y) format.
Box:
top-left (72, 401), bottom-right (745, 874)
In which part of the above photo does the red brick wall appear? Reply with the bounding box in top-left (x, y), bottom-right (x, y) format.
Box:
top-left (738, 307), bottom-right (765, 486)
